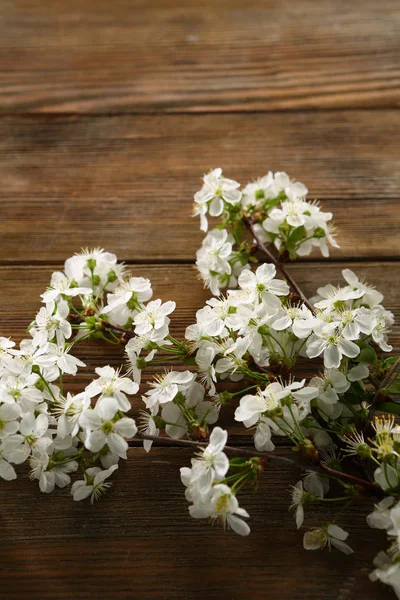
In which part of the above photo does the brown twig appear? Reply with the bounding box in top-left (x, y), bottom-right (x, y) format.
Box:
top-left (69, 313), bottom-right (135, 340)
top-left (133, 433), bottom-right (380, 495)
top-left (243, 216), bottom-right (314, 312)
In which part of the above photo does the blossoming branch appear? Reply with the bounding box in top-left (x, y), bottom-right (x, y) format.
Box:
top-left (0, 169), bottom-right (399, 597)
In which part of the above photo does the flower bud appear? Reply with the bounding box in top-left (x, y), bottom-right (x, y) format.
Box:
top-left (153, 416), bottom-right (166, 428)
top-left (356, 443), bottom-right (373, 460)
top-left (107, 270), bottom-right (118, 283)
top-left (136, 357), bottom-right (147, 370)
top-left (173, 392), bottom-right (186, 405)
top-left (295, 439), bottom-right (319, 464)
top-left (190, 425), bottom-right (208, 441)
top-left (265, 406), bottom-right (283, 419)
top-left (217, 391), bottom-right (234, 405)
top-left (280, 394), bottom-right (293, 407)
top-left (313, 227), bottom-right (326, 239)
top-left (86, 258), bottom-right (97, 271)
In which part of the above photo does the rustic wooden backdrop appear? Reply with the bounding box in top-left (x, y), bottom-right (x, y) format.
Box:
top-left (0, 1), bottom-right (399, 598)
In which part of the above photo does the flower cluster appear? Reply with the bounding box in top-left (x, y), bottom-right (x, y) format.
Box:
top-left (0, 248), bottom-right (177, 501)
top-left (195, 229), bottom-right (250, 296)
top-left (345, 416), bottom-right (400, 491)
top-left (139, 370), bottom-right (219, 449)
top-left (235, 379), bottom-right (319, 452)
top-left (180, 427), bottom-right (251, 536)
top-left (187, 263), bottom-right (292, 380)
top-left (188, 261), bottom-right (392, 420)
top-left (241, 171), bottom-right (339, 258)
top-left (193, 169), bottom-right (339, 265)
top-left (0, 333), bottom-right (137, 497)
top-left (308, 269), bottom-right (393, 367)
top-left (0, 168), bottom-right (398, 599)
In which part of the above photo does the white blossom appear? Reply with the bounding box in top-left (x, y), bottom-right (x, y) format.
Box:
top-left (85, 365), bottom-right (138, 412)
top-left (56, 391), bottom-right (91, 438)
top-left (102, 277), bottom-right (153, 326)
top-left (32, 300), bottom-right (72, 347)
top-left (133, 299), bottom-right (175, 336)
top-left (193, 168), bottom-right (242, 232)
top-left (290, 481), bottom-right (306, 529)
top-left (306, 324), bottom-right (360, 369)
top-left (188, 427), bottom-right (229, 493)
top-left (41, 271), bottom-right (92, 313)
top-left (138, 409), bottom-right (160, 453)
top-left (144, 370), bottom-right (195, 410)
top-left (71, 465), bottom-right (118, 504)
top-left (370, 552), bottom-right (400, 598)
top-left (64, 249), bottom-right (122, 292)
top-left (188, 482), bottom-right (250, 536)
top-left (161, 381), bottom-right (218, 439)
top-left (303, 524), bottom-right (353, 555)
top-left (237, 263), bottom-right (289, 302)
top-left (80, 397), bottom-right (137, 457)
top-left (196, 229), bottom-right (249, 296)
top-left (0, 403), bottom-right (21, 438)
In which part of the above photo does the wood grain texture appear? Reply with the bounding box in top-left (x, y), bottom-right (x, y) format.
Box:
top-left (0, 0), bottom-right (400, 113)
top-left (0, 447), bottom-right (390, 599)
top-left (0, 111), bottom-right (399, 262)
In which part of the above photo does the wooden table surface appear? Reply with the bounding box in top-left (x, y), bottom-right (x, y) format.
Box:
top-left (1, 1), bottom-right (400, 598)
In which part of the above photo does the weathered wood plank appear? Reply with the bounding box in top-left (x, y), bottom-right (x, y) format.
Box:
top-left (0, 112), bottom-right (399, 262)
top-left (0, 262), bottom-right (397, 435)
top-left (0, 0), bottom-right (399, 113)
top-left (0, 447), bottom-right (390, 599)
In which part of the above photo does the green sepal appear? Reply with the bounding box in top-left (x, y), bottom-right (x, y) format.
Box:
top-left (357, 344), bottom-right (378, 366)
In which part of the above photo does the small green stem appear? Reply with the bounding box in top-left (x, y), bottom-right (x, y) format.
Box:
top-left (231, 385), bottom-right (259, 397)
top-left (59, 368), bottom-right (63, 396)
top-left (163, 421), bottom-right (187, 429)
top-left (332, 500), bottom-right (352, 523)
top-left (231, 473), bottom-right (250, 493)
top-left (266, 332), bottom-right (287, 359)
top-left (287, 404), bottom-right (305, 440)
top-left (167, 334), bottom-right (181, 346)
top-left (292, 338), bottom-right (307, 361)
top-left (38, 373), bottom-right (58, 404)
top-left (316, 496), bottom-right (352, 503)
top-left (93, 281), bottom-right (108, 303)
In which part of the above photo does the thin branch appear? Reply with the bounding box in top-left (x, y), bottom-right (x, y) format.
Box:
top-left (380, 357), bottom-right (400, 391)
top-left (133, 433), bottom-right (380, 495)
top-left (69, 313), bottom-right (135, 340)
top-left (243, 216), bottom-right (314, 312)
top-left (100, 321), bottom-right (136, 339)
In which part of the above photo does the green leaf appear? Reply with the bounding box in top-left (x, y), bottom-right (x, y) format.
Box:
top-left (379, 401), bottom-right (400, 415)
top-left (26, 320), bottom-right (36, 333)
top-left (287, 225), bottom-right (307, 246)
top-left (262, 191), bottom-right (286, 212)
top-left (387, 381), bottom-right (400, 395)
top-left (379, 356), bottom-right (400, 370)
top-left (357, 345), bottom-right (378, 366)
top-left (284, 225), bottom-right (307, 259)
